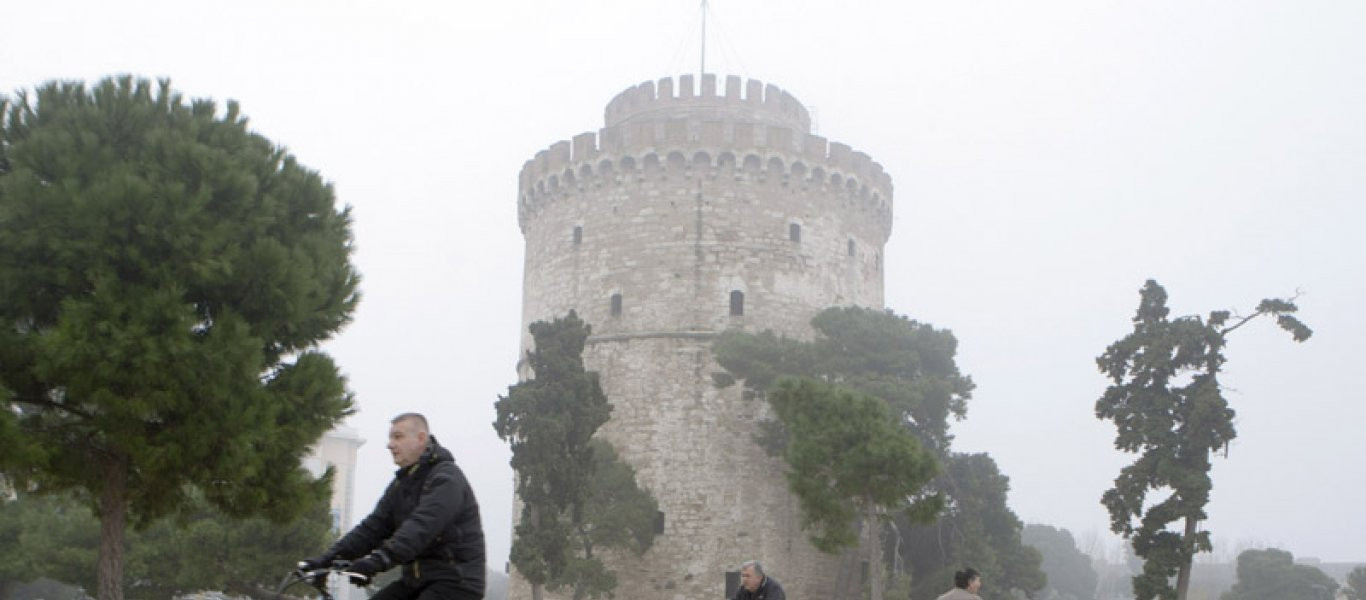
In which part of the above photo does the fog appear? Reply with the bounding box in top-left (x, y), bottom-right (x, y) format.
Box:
top-left (3, 0), bottom-right (1362, 567)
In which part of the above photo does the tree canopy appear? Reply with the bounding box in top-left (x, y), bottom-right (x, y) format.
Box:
top-left (494, 311), bottom-right (658, 600)
top-left (1220, 548), bottom-right (1337, 600)
top-left (1022, 523), bottom-right (1099, 600)
top-left (1096, 280), bottom-right (1310, 600)
top-left (0, 488), bottom-right (333, 599)
top-left (714, 306), bottom-right (1042, 600)
top-left (0, 76), bottom-right (358, 600)
top-left (895, 453), bottom-right (1044, 600)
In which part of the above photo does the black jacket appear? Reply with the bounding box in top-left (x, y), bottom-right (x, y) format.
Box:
top-left (331, 437), bottom-right (485, 594)
top-left (733, 576), bottom-right (786, 600)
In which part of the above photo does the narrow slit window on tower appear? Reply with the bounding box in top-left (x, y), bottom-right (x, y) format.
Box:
top-left (654, 510), bottom-right (665, 534)
top-left (573, 225), bottom-right (583, 245)
top-left (610, 293), bottom-right (622, 317)
top-left (789, 222), bottom-right (802, 242)
top-left (848, 238), bottom-right (856, 257)
top-left (729, 290), bottom-right (745, 316)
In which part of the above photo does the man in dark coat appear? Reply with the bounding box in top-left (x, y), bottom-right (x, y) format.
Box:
top-left (732, 560), bottom-right (785, 600)
top-left (301, 413), bottom-right (485, 599)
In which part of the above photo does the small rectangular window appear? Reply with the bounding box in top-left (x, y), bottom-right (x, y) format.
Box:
top-left (789, 223), bottom-right (801, 242)
top-left (654, 510), bottom-right (665, 534)
top-left (610, 293), bottom-right (622, 317)
top-left (573, 225), bottom-right (583, 245)
top-left (848, 238), bottom-right (856, 257)
top-left (729, 291), bottom-right (744, 316)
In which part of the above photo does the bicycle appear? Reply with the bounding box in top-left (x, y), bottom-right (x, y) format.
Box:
top-left (274, 560), bottom-right (372, 600)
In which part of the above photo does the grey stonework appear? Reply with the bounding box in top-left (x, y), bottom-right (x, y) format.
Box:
top-left (512, 74), bottom-right (894, 600)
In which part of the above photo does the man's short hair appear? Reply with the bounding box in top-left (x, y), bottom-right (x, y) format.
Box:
top-left (391, 412), bottom-right (429, 432)
top-left (954, 567), bottom-right (980, 589)
top-left (740, 560), bottom-right (764, 577)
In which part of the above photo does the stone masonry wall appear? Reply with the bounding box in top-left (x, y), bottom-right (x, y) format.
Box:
top-left (512, 74), bottom-right (894, 600)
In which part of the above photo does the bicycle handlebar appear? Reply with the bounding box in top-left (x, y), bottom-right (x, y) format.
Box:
top-left (278, 560), bottom-right (370, 600)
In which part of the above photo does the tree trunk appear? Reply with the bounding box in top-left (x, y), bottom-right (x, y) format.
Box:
top-left (97, 455), bottom-right (128, 600)
top-left (531, 583), bottom-right (544, 600)
top-left (867, 507), bottom-right (884, 600)
top-left (1173, 516), bottom-right (1198, 600)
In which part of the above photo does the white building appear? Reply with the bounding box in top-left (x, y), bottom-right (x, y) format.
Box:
top-left (304, 425), bottom-right (366, 600)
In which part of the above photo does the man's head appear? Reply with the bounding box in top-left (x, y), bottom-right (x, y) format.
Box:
top-left (739, 561), bottom-right (765, 592)
top-left (387, 413), bottom-right (430, 467)
top-left (954, 567), bottom-right (981, 592)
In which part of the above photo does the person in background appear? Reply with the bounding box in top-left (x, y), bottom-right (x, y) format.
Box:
top-left (732, 560), bottom-right (785, 600)
top-left (936, 567), bottom-right (983, 600)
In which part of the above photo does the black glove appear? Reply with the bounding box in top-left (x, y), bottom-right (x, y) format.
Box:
top-left (346, 550), bottom-right (391, 585)
top-left (297, 552), bottom-right (336, 573)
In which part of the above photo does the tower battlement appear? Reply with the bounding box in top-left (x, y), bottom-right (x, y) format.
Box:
top-left (519, 74), bottom-right (892, 236)
top-left (605, 74), bottom-right (810, 131)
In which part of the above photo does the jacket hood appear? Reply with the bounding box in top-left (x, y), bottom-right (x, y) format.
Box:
top-left (423, 435), bottom-right (455, 464)
top-left (396, 435), bottom-right (454, 476)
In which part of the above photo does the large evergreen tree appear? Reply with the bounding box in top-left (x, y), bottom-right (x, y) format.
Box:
top-left (1096, 280), bottom-right (1310, 600)
top-left (494, 311), bottom-right (658, 600)
top-left (766, 377), bottom-right (939, 600)
top-left (714, 307), bottom-right (1043, 600)
top-left (0, 76), bottom-right (359, 600)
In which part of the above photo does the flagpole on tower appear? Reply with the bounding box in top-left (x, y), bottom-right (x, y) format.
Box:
top-left (700, 0), bottom-right (708, 76)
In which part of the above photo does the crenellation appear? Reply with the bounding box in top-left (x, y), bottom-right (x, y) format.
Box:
top-left (701, 73), bottom-right (717, 98)
top-left (746, 80), bottom-right (763, 105)
top-left (828, 142), bottom-right (851, 168)
top-left (533, 148), bottom-right (549, 175)
top-left (803, 134), bottom-right (828, 164)
top-left (851, 151), bottom-right (872, 180)
top-left (725, 75), bottom-right (741, 101)
top-left (572, 132), bottom-right (598, 163)
top-left (679, 74), bottom-right (695, 98)
top-left (548, 140), bottom-right (570, 173)
top-left (657, 77), bottom-right (673, 101)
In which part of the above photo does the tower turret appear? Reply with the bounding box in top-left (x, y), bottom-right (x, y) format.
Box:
top-left (513, 74), bottom-right (894, 600)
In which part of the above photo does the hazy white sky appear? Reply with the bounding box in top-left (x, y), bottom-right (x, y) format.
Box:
top-left (4, 0), bottom-right (1363, 567)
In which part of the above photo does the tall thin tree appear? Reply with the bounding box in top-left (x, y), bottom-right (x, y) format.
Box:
top-left (1096, 280), bottom-right (1310, 600)
top-left (494, 311), bottom-right (657, 600)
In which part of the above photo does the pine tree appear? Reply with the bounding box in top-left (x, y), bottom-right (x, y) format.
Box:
top-left (0, 76), bottom-right (359, 600)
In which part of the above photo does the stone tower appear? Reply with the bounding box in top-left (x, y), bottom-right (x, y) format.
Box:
top-left (513, 74), bottom-right (893, 600)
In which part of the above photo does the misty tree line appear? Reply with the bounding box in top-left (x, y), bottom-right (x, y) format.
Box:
top-left (0, 73), bottom-right (1345, 600)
